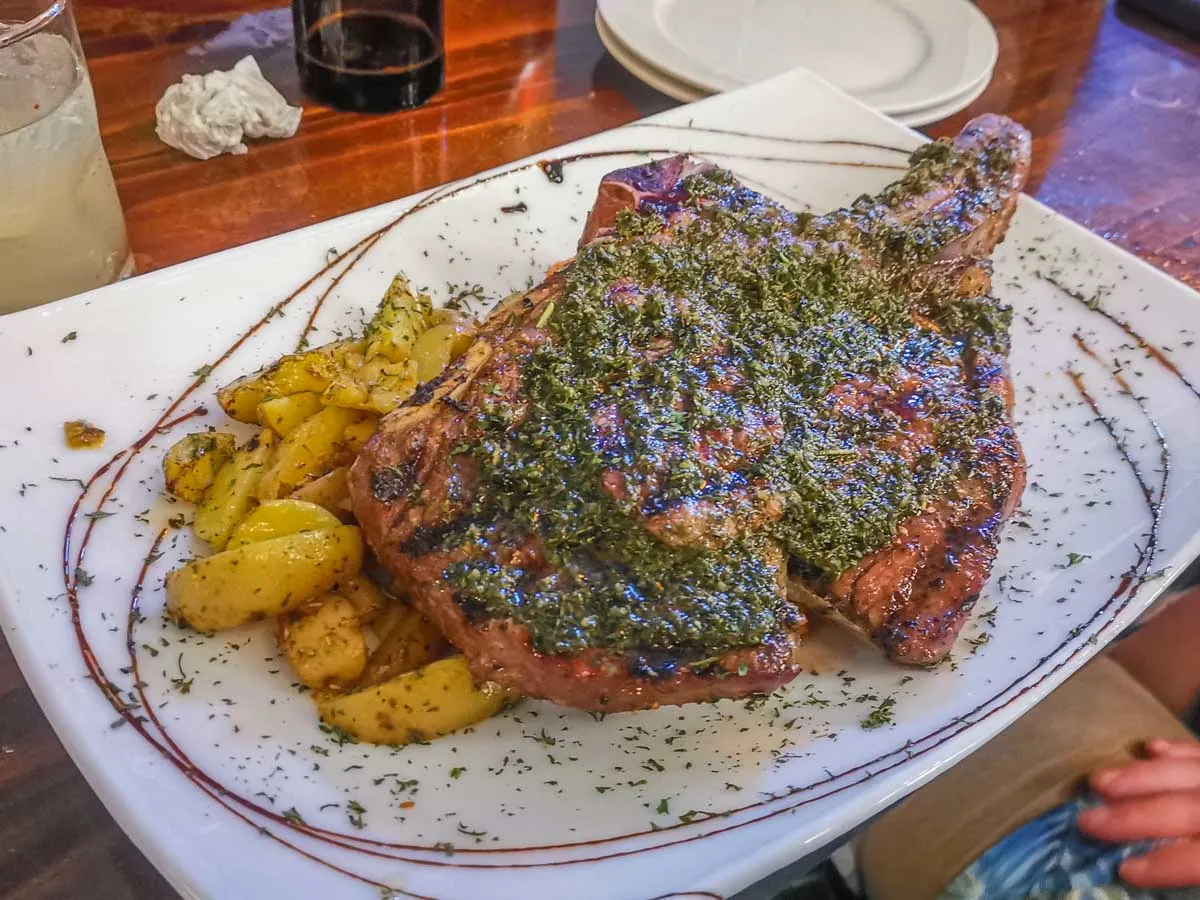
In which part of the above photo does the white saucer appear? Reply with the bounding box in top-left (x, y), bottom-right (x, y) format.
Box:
top-left (597, 11), bottom-right (992, 128)
top-left (897, 62), bottom-right (992, 127)
top-left (597, 0), bottom-right (998, 115)
top-left (597, 12), bottom-right (706, 104)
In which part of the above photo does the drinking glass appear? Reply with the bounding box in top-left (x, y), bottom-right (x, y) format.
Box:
top-left (0, 0), bottom-right (131, 313)
top-left (293, 0), bottom-right (445, 113)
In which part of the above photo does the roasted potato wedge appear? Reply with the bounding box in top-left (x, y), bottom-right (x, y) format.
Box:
top-left (279, 596), bottom-right (367, 689)
top-left (364, 275), bottom-right (433, 363)
top-left (217, 340), bottom-right (364, 423)
top-left (192, 429), bottom-right (276, 550)
top-left (162, 432), bottom-right (236, 503)
top-left (165, 525), bottom-right (363, 632)
top-left (365, 390), bottom-right (413, 416)
top-left (287, 466), bottom-right (352, 518)
top-left (225, 499), bottom-right (343, 549)
top-left (64, 419), bottom-right (106, 449)
top-left (366, 369), bottom-right (419, 415)
top-left (321, 374), bottom-right (373, 412)
top-left (369, 594), bottom-right (409, 642)
top-left (333, 574), bottom-right (384, 624)
top-left (321, 364), bottom-right (419, 416)
top-left (360, 603), bottom-right (450, 688)
top-left (287, 574), bottom-right (384, 622)
top-left (410, 319), bottom-right (476, 383)
top-left (258, 392), bottom-right (324, 437)
top-left (357, 355), bottom-right (398, 388)
top-left (315, 655), bottom-right (512, 745)
top-left (256, 406), bottom-right (371, 501)
top-left (341, 416), bottom-right (378, 452)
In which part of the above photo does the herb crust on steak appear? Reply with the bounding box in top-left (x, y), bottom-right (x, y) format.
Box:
top-left (350, 115), bottom-right (1030, 711)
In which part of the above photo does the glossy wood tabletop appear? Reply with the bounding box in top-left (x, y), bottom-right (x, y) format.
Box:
top-left (2, 1), bottom-right (1198, 896)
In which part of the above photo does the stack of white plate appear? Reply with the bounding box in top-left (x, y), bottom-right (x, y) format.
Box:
top-left (596, 0), bottom-right (998, 127)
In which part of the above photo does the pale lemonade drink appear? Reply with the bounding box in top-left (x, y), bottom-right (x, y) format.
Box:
top-left (0, 30), bottom-right (130, 312)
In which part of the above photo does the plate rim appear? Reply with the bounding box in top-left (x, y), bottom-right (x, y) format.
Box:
top-left (596, 9), bottom-right (707, 103)
top-left (597, 9), bottom-right (996, 129)
top-left (895, 62), bottom-right (993, 126)
top-left (597, 0), bottom-right (999, 114)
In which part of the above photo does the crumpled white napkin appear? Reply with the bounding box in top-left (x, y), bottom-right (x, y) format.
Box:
top-left (154, 55), bottom-right (302, 160)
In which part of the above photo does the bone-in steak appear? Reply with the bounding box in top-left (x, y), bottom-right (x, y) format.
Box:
top-left (351, 115), bottom-right (1031, 711)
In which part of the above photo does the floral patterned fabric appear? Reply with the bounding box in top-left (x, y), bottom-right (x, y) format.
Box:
top-left (938, 794), bottom-right (1200, 900)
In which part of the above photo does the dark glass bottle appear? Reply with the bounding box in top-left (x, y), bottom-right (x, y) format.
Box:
top-left (293, 0), bottom-right (444, 113)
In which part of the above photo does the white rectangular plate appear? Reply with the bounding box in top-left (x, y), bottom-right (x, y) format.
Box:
top-left (2, 69), bottom-right (1199, 900)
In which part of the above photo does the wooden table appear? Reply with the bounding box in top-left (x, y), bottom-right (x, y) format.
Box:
top-left (2, 1), bottom-right (1198, 896)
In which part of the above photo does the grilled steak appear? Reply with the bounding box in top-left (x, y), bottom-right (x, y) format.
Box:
top-left (351, 114), bottom-right (1031, 711)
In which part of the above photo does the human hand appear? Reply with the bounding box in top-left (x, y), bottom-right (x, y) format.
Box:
top-left (1077, 739), bottom-right (1200, 888)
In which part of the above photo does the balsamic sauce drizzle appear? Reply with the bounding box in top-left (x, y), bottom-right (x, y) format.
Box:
top-left (1071, 332), bottom-right (1170, 511)
top-left (298, 232), bottom-right (387, 351)
top-left (1067, 369), bottom-right (1162, 591)
top-left (120, 536), bottom-right (440, 897)
top-left (537, 148), bottom-right (907, 182)
top-left (51, 141), bottom-right (1198, 896)
top-left (1045, 274), bottom-right (1200, 400)
top-left (1045, 271), bottom-right (1192, 598)
top-left (624, 122), bottom-right (912, 156)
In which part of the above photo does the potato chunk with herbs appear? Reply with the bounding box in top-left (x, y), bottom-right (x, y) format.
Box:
top-left (162, 432), bottom-right (237, 503)
top-left (279, 596), bottom-right (367, 689)
top-left (315, 656), bottom-right (513, 745)
top-left (165, 526), bottom-right (363, 632)
top-left (64, 419), bottom-right (105, 449)
top-left (192, 429), bottom-right (276, 550)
